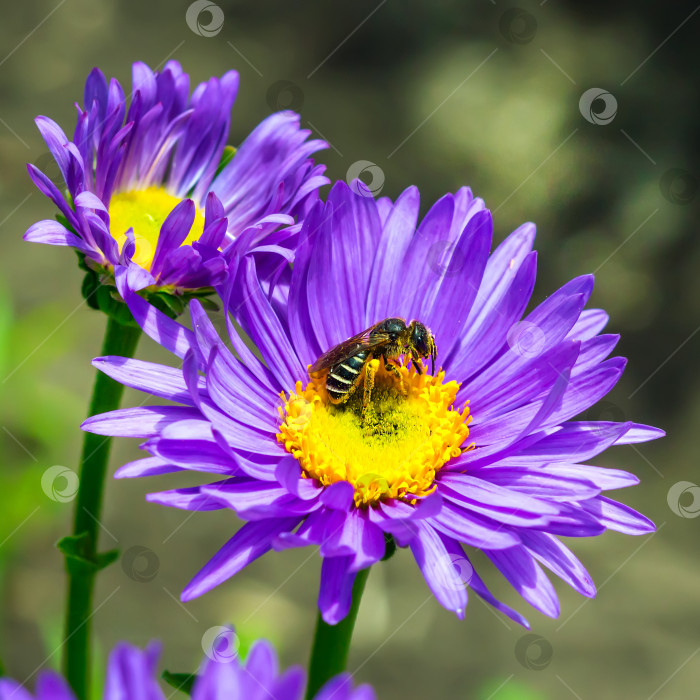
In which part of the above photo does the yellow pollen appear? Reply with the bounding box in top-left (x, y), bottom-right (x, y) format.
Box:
top-left (108, 186), bottom-right (205, 270)
top-left (277, 363), bottom-right (473, 508)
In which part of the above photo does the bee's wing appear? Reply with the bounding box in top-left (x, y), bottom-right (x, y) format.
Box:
top-left (309, 325), bottom-right (390, 374)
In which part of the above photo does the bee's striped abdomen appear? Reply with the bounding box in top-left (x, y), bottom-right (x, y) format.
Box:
top-left (326, 350), bottom-right (368, 403)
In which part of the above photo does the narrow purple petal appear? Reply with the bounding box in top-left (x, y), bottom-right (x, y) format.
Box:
top-left (318, 555), bottom-right (356, 625)
top-left (114, 456), bottom-right (183, 479)
top-left (82, 406), bottom-right (201, 438)
top-left (182, 518), bottom-right (301, 601)
top-left (485, 547), bottom-right (560, 618)
top-left (93, 356), bottom-right (196, 404)
top-left (409, 523), bottom-right (468, 617)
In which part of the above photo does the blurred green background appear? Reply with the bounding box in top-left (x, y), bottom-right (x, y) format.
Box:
top-left (1, 1), bottom-right (698, 698)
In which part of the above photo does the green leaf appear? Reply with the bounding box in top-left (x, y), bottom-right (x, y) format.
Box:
top-left (57, 533), bottom-right (119, 576)
top-left (381, 533), bottom-right (397, 561)
top-left (196, 296), bottom-right (220, 311)
top-left (57, 213), bottom-right (78, 235)
top-left (162, 670), bottom-right (198, 696)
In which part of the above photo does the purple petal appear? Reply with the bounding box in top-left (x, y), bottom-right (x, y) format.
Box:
top-left (318, 555), bottom-right (356, 624)
top-left (365, 186), bottom-right (420, 323)
top-left (182, 518), bottom-right (301, 601)
top-left (409, 524), bottom-right (468, 617)
top-left (468, 566), bottom-right (530, 629)
top-left (320, 509), bottom-right (386, 571)
top-left (114, 456), bottom-right (183, 479)
top-left (82, 406), bottom-right (201, 438)
top-left (580, 496), bottom-right (656, 535)
top-left (150, 199), bottom-right (196, 278)
top-left (147, 485), bottom-right (228, 511)
top-left (115, 268), bottom-right (196, 359)
top-left (428, 501), bottom-right (521, 549)
top-left (520, 531), bottom-right (596, 597)
top-left (93, 356), bottom-right (196, 404)
top-left (485, 547), bottom-right (560, 618)
top-left (24, 219), bottom-right (92, 253)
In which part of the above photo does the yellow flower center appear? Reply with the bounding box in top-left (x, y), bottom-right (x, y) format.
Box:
top-left (277, 361), bottom-right (473, 507)
top-left (109, 186), bottom-right (205, 270)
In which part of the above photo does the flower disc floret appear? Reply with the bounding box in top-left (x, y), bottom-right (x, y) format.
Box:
top-left (278, 363), bottom-right (472, 506)
top-left (109, 186), bottom-right (206, 268)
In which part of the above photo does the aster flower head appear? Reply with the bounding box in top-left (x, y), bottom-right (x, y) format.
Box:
top-left (24, 60), bottom-right (327, 306)
top-left (0, 629), bottom-right (373, 700)
top-left (84, 181), bottom-right (662, 627)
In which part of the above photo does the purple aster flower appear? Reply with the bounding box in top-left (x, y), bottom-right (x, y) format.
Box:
top-left (83, 181), bottom-right (662, 627)
top-left (24, 60), bottom-right (327, 292)
top-left (0, 631), bottom-right (374, 700)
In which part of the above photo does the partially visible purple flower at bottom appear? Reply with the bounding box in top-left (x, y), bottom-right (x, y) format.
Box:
top-left (0, 631), bottom-right (374, 700)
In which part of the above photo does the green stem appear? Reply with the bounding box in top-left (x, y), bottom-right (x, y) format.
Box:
top-left (63, 316), bottom-right (141, 700)
top-left (305, 568), bottom-right (370, 700)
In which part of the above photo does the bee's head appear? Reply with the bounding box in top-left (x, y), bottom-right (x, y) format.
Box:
top-left (407, 321), bottom-right (437, 374)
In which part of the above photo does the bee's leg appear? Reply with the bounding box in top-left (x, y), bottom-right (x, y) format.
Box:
top-left (385, 361), bottom-right (406, 396)
top-left (362, 359), bottom-right (380, 421)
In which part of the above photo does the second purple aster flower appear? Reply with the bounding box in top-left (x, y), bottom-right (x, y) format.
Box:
top-left (83, 181), bottom-right (662, 628)
top-left (24, 60), bottom-right (327, 301)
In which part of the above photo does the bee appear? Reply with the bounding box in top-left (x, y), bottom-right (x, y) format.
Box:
top-left (308, 317), bottom-right (437, 412)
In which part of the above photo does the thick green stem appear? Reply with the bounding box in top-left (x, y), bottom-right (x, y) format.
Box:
top-left (305, 568), bottom-right (370, 700)
top-left (63, 317), bottom-right (141, 700)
